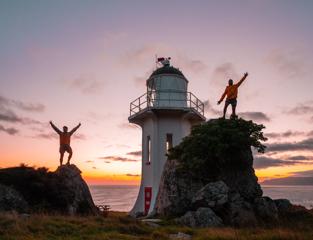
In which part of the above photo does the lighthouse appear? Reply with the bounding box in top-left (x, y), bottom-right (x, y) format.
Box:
top-left (128, 58), bottom-right (205, 216)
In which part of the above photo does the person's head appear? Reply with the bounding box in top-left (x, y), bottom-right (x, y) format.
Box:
top-left (228, 79), bottom-right (233, 86)
top-left (63, 126), bottom-right (68, 132)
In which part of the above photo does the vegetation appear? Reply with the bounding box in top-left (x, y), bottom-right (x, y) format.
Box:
top-left (167, 118), bottom-right (267, 177)
top-left (0, 211), bottom-right (313, 240)
top-left (0, 165), bottom-right (95, 215)
top-left (0, 165), bottom-right (73, 213)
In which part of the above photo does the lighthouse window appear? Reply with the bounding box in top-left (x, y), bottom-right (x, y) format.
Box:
top-left (166, 134), bottom-right (173, 152)
top-left (147, 136), bottom-right (151, 165)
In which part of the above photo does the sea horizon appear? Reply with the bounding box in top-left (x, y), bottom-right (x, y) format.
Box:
top-left (88, 184), bottom-right (313, 212)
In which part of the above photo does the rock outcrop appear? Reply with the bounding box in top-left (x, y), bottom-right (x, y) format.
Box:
top-left (176, 207), bottom-right (223, 227)
top-left (191, 181), bottom-right (229, 209)
top-left (0, 164), bottom-right (98, 215)
top-left (254, 196), bottom-right (278, 221)
top-left (55, 165), bottom-right (98, 215)
top-left (153, 119), bottom-right (312, 227)
top-left (0, 184), bottom-right (29, 212)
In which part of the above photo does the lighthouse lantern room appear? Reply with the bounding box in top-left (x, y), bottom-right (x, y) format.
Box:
top-left (128, 58), bottom-right (205, 216)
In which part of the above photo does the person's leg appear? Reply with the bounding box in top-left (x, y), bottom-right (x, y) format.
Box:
top-left (67, 146), bottom-right (73, 165)
top-left (59, 146), bottom-right (64, 166)
top-left (231, 104), bottom-right (236, 116)
top-left (230, 99), bottom-right (237, 118)
top-left (223, 101), bottom-right (229, 118)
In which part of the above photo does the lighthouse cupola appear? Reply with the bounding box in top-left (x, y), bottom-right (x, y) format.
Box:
top-left (146, 59), bottom-right (188, 108)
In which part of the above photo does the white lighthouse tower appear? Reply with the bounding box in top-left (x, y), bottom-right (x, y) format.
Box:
top-left (129, 58), bottom-right (205, 216)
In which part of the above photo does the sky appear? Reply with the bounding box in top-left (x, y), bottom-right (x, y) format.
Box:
top-left (1, 0), bottom-right (313, 184)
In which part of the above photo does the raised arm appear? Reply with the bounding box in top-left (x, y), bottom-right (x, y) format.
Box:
top-left (218, 87), bottom-right (228, 104)
top-left (70, 123), bottom-right (81, 135)
top-left (236, 72), bottom-right (248, 87)
top-left (50, 121), bottom-right (61, 134)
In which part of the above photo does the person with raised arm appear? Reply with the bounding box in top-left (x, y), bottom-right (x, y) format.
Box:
top-left (217, 72), bottom-right (248, 119)
top-left (49, 121), bottom-right (81, 166)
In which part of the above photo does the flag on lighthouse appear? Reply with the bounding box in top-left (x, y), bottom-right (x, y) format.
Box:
top-left (157, 57), bottom-right (171, 67)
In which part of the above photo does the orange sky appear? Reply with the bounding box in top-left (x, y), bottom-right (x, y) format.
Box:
top-left (1, 1), bottom-right (313, 184)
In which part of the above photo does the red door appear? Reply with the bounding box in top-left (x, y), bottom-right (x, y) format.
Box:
top-left (144, 187), bottom-right (152, 215)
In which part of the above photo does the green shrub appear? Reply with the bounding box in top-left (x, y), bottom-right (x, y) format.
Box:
top-left (167, 118), bottom-right (267, 178)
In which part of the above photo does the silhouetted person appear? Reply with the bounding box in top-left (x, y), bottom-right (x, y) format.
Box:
top-left (49, 121), bottom-right (81, 166)
top-left (217, 72), bottom-right (248, 119)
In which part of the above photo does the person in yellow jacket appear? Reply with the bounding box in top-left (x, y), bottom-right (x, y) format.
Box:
top-left (217, 72), bottom-right (248, 119)
top-left (50, 121), bottom-right (81, 166)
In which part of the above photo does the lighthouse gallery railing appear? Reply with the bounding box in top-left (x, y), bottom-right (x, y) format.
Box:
top-left (130, 90), bottom-right (205, 117)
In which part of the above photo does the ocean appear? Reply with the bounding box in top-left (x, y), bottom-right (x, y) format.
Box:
top-left (89, 185), bottom-right (313, 212)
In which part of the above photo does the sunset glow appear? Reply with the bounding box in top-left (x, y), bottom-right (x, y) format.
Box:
top-left (1, 0), bottom-right (313, 185)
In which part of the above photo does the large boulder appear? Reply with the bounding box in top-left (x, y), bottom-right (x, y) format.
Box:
top-left (176, 207), bottom-right (223, 227)
top-left (254, 196), bottom-right (278, 221)
top-left (55, 164), bottom-right (98, 215)
top-left (191, 181), bottom-right (228, 209)
top-left (274, 199), bottom-right (292, 213)
top-left (154, 157), bottom-right (262, 218)
top-left (0, 184), bottom-right (28, 213)
top-left (0, 164), bottom-right (98, 215)
top-left (223, 193), bottom-right (257, 227)
top-left (154, 160), bottom-right (203, 217)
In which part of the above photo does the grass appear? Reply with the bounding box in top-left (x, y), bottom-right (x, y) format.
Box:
top-left (0, 212), bottom-right (313, 240)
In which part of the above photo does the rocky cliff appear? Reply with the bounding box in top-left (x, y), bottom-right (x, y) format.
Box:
top-left (154, 118), bottom-right (303, 227)
top-left (0, 164), bottom-right (98, 215)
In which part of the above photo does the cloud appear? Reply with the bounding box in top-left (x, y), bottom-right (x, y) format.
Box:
top-left (66, 75), bottom-right (105, 94)
top-left (0, 95), bottom-right (45, 113)
top-left (0, 107), bottom-right (44, 126)
top-left (118, 123), bottom-right (140, 130)
top-left (286, 155), bottom-right (312, 161)
top-left (85, 160), bottom-right (94, 163)
top-left (0, 97), bottom-right (45, 128)
top-left (33, 133), bottom-right (58, 139)
top-left (265, 49), bottom-right (306, 78)
top-left (291, 169), bottom-right (313, 177)
top-left (306, 130), bottom-right (313, 137)
top-left (284, 102), bottom-right (313, 115)
top-left (32, 132), bottom-right (86, 141)
top-left (126, 173), bottom-right (141, 177)
top-left (211, 62), bottom-right (240, 87)
top-left (254, 156), bottom-right (302, 169)
top-left (11, 100), bottom-right (45, 112)
top-left (265, 130), bottom-right (305, 139)
top-left (238, 112), bottom-right (270, 122)
top-left (99, 156), bottom-right (139, 162)
top-left (265, 130), bottom-right (313, 140)
top-left (0, 108), bottom-right (20, 122)
top-left (72, 133), bottom-right (87, 140)
top-left (174, 55), bottom-right (209, 75)
top-left (0, 124), bottom-right (19, 135)
top-left (203, 100), bottom-right (220, 115)
top-left (266, 138), bottom-right (313, 152)
top-left (103, 144), bottom-right (131, 149)
top-left (126, 150), bottom-right (142, 157)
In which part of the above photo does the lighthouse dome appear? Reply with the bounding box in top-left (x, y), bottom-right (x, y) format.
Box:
top-left (147, 66), bottom-right (188, 92)
top-left (147, 65), bottom-right (188, 108)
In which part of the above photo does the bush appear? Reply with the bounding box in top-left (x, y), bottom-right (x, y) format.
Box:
top-left (167, 118), bottom-right (267, 178)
